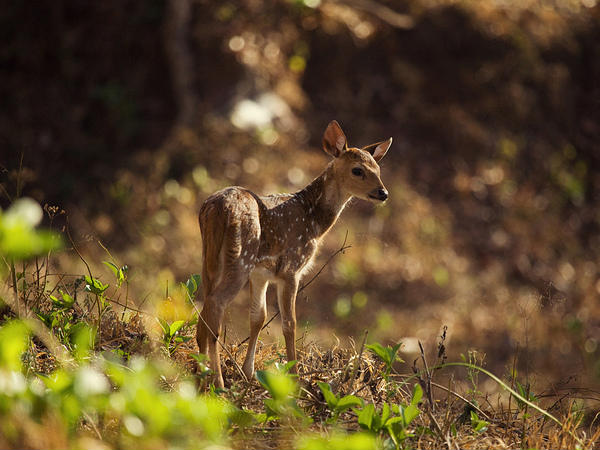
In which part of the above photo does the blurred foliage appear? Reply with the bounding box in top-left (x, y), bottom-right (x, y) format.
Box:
top-left (0, 199), bottom-right (61, 263)
top-left (1, 0), bottom-right (600, 410)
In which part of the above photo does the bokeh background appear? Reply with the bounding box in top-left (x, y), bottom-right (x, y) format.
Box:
top-left (2, 0), bottom-right (600, 393)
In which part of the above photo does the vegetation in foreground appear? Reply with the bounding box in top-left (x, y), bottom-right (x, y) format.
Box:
top-left (1, 199), bottom-right (599, 449)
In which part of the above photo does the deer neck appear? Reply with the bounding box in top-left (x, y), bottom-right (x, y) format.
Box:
top-left (298, 163), bottom-right (351, 238)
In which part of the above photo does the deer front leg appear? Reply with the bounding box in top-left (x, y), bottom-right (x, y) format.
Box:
top-left (277, 276), bottom-right (299, 372)
top-left (242, 273), bottom-right (268, 380)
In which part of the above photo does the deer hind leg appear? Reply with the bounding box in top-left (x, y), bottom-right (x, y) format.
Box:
top-left (200, 292), bottom-right (228, 389)
top-left (199, 264), bottom-right (250, 388)
top-left (196, 264), bottom-right (212, 356)
top-left (242, 270), bottom-right (269, 380)
top-left (199, 222), bottom-right (260, 388)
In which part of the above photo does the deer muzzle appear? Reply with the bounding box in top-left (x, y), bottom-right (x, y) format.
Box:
top-left (368, 187), bottom-right (388, 202)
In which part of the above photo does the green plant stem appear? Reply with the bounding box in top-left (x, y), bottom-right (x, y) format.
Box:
top-left (65, 220), bottom-right (102, 346)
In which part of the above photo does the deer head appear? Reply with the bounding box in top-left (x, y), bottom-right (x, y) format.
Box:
top-left (322, 120), bottom-right (392, 202)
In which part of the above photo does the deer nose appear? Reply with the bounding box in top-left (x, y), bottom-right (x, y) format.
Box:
top-left (370, 187), bottom-right (388, 201)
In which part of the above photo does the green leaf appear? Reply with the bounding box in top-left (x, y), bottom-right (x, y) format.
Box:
top-left (190, 353), bottom-right (208, 363)
top-left (337, 395), bottom-right (363, 411)
top-left (357, 403), bottom-right (375, 431)
top-left (0, 199), bottom-right (62, 260)
top-left (385, 416), bottom-right (405, 426)
top-left (380, 402), bottom-right (391, 425)
top-left (157, 317), bottom-right (170, 336)
top-left (70, 323), bottom-right (97, 361)
top-left (84, 275), bottom-right (108, 295)
top-left (169, 320), bottom-right (185, 336)
top-left (263, 398), bottom-right (280, 420)
top-left (280, 359), bottom-right (297, 374)
top-left (0, 320), bottom-right (31, 371)
top-left (50, 290), bottom-right (75, 309)
top-left (318, 382), bottom-right (339, 409)
top-left (411, 383), bottom-right (423, 406)
top-left (50, 294), bottom-right (61, 307)
top-left (103, 261), bottom-right (125, 286)
top-left (371, 408), bottom-right (383, 432)
top-left (470, 411), bottom-right (489, 433)
top-left (61, 291), bottom-right (75, 307)
top-left (366, 343), bottom-right (390, 365)
top-left (103, 261), bottom-right (119, 277)
top-left (402, 404), bottom-right (420, 426)
top-left (297, 431), bottom-right (378, 450)
top-left (366, 341), bottom-right (403, 368)
top-left (183, 274), bottom-right (202, 298)
top-left (256, 369), bottom-right (297, 401)
top-left (389, 342), bottom-right (404, 364)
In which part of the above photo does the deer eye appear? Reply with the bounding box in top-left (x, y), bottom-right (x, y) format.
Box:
top-left (352, 167), bottom-right (364, 177)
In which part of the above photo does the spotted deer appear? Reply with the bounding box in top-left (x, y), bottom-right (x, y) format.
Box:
top-left (197, 120), bottom-right (392, 388)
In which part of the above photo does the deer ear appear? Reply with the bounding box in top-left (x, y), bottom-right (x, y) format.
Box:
top-left (363, 137), bottom-right (392, 162)
top-left (322, 120), bottom-right (347, 158)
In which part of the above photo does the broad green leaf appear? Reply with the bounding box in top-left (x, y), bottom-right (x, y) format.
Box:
top-left (357, 403), bottom-right (375, 431)
top-left (41, 368), bottom-right (73, 393)
top-left (402, 404), bottom-right (420, 426)
top-left (381, 402), bottom-right (391, 425)
top-left (411, 383), bottom-right (423, 406)
top-left (169, 320), bottom-right (185, 336)
top-left (50, 294), bottom-right (61, 307)
top-left (385, 416), bottom-right (405, 426)
top-left (70, 323), bottom-right (97, 361)
top-left (0, 320), bottom-right (30, 371)
top-left (256, 369), bottom-right (297, 401)
top-left (366, 343), bottom-right (390, 365)
top-left (0, 199), bottom-right (62, 261)
top-left (183, 274), bottom-right (202, 297)
top-left (366, 342), bottom-right (403, 368)
top-left (318, 382), bottom-right (339, 408)
top-left (371, 407), bottom-right (383, 432)
top-left (297, 431), bottom-right (378, 450)
top-left (336, 395), bottom-right (363, 411)
top-left (263, 398), bottom-right (280, 420)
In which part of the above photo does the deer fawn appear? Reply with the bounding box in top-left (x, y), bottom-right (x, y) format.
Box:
top-left (196, 120), bottom-right (392, 388)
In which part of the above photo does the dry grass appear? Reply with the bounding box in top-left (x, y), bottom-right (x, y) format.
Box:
top-left (169, 329), bottom-right (600, 449)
